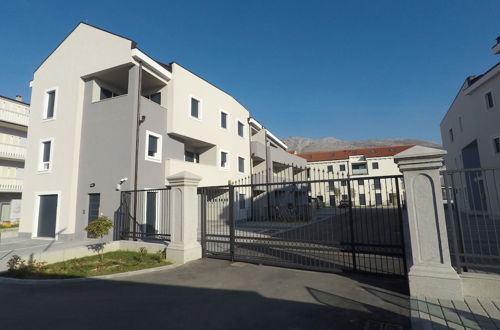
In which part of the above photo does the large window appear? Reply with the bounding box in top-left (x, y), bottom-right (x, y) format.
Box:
top-left (185, 150), bottom-right (200, 163)
top-left (237, 121), bottom-right (245, 137)
top-left (220, 111), bottom-right (228, 129)
top-left (220, 151), bottom-right (229, 169)
top-left (238, 156), bottom-right (245, 173)
top-left (44, 89), bottom-right (56, 119)
top-left (39, 139), bottom-right (53, 171)
top-left (485, 91), bottom-right (494, 110)
top-left (190, 97), bottom-right (201, 119)
top-left (145, 131), bottom-right (162, 162)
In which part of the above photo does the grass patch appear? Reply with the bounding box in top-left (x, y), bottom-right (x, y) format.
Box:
top-left (1, 250), bottom-right (171, 279)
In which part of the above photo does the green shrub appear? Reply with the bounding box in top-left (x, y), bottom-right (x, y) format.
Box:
top-left (84, 216), bottom-right (113, 262)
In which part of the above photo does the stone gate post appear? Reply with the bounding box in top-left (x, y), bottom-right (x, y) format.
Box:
top-left (394, 146), bottom-right (463, 300)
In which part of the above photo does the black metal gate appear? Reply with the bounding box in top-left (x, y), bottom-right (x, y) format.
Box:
top-left (199, 174), bottom-right (407, 276)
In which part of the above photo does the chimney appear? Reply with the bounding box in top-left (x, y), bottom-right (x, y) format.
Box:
top-left (493, 36), bottom-right (500, 55)
top-left (15, 95), bottom-right (22, 102)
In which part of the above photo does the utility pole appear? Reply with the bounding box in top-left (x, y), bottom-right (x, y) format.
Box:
top-left (132, 62), bottom-right (143, 241)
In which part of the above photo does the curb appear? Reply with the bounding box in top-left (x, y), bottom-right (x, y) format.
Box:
top-left (0, 263), bottom-right (180, 285)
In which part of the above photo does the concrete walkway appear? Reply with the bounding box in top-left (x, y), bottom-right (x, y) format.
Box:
top-left (0, 258), bottom-right (411, 330)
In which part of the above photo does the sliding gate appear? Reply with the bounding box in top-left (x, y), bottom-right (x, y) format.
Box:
top-left (199, 175), bottom-right (407, 276)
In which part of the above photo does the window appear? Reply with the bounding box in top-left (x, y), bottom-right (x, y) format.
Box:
top-left (100, 88), bottom-right (114, 100)
top-left (220, 151), bottom-right (229, 169)
top-left (493, 137), bottom-right (500, 154)
top-left (185, 150), bottom-right (200, 163)
top-left (372, 162), bottom-right (379, 170)
top-left (341, 180), bottom-right (347, 187)
top-left (145, 131), bottom-right (162, 162)
top-left (352, 163), bottom-right (368, 175)
top-left (358, 179), bottom-right (364, 185)
top-left (88, 194), bottom-right (100, 224)
top-left (339, 164), bottom-right (346, 172)
top-left (327, 165), bottom-right (333, 173)
top-left (238, 156), bottom-right (245, 173)
top-left (220, 111), bottom-right (228, 129)
top-left (147, 92), bottom-right (161, 105)
top-left (190, 97), bottom-right (200, 119)
top-left (359, 194), bottom-right (366, 206)
top-left (375, 193), bottom-right (383, 205)
top-left (449, 128), bottom-right (454, 142)
top-left (341, 194), bottom-right (348, 201)
top-left (485, 92), bottom-right (494, 109)
top-left (237, 121), bottom-right (245, 137)
top-left (458, 116), bottom-right (463, 131)
top-left (239, 193), bottom-right (245, 209)
top-left (39, 139), bottom-right (53, 171)
top-left (373, 178), bottom-right (381, 190)
top-left (44, 89), bottom-right (56, 119)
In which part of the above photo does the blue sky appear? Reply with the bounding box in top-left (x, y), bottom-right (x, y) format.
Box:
top-left (1, 1), bottom-right (499, 143)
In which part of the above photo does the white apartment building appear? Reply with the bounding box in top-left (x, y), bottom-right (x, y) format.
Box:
top-left (297, 145), bottom-right (412, 207)
top-left (20, 22), bottom-right (303, 240)
top-left (0, 95), bottom-right (29, 224)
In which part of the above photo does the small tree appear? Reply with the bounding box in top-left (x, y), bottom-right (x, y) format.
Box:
top-left (85, 216), bottom-right (113, 262)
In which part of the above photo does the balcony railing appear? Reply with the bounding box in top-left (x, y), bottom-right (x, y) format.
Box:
top-left (352, 169), bottom-right (368, 175)
top-left (0, 178), bottom-right (22, 192)
top-left (0, 143), bottom-right (26, 160)
top-left (0, 107), bottom-right (29, 127)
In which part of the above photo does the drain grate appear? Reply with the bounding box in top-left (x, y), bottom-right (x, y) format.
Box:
top-left (364, 320), bottom-right (403, 330)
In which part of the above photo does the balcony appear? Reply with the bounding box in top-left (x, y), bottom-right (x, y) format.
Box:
top-left (251, 141), bottom-right (266, 162)
top-left (0, 178), bottom-right (22, 192)
top-left (0, 143), bottom-right (26, 161)
top-left (352, 168), bottom-right (368, 175)
top-left (0, 107), bottom-right (29, 127)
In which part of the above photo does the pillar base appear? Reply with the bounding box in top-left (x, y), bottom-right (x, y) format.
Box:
top-left (166, 242), bottom-right (202, 264)
top-left (408, 264), bottom-right (463, 300)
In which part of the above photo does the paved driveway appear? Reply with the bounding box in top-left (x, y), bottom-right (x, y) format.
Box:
top-left (1, 259), bottom-right (410, 330)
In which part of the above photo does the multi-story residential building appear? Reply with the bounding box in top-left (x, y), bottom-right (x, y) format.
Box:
top-left (440, 37), bottom-right (500, 216)
top-left (20, 22), bottom-right (303, 240)
top-left (0, 95), bottom-right (29, 224)
top-left (297, 145), bottom-right (412, 207)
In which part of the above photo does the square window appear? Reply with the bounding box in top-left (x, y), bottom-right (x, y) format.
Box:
top-left (220, 151), bottom-right (228, 169)
top-left (44, 90), bottom-right (56, 119)
top-left (145, 131), bottom-right (162, 162)
top-left (238, 156), bottom-right (245, 173)
top-left (238, 121), bottom-right (244, 137)
top-left (327, 165), bottom-right (333, 173)
top-left (485, 92), bottom-right (494, 109)
top-left (221, 111), bottom-right (228, 129)
top-left (339, 164), bottom-right (346, 172)
top-left (191, 97), bottom-right (200, 118)
top-left (358, 179), bottom-right (364, 185)
top-left (372, 162), bottom-right (379, 170)
top-left (341, 180), bottom-right (347, 187)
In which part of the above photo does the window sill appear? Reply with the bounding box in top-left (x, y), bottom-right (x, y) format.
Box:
top-left (145, 157), bottom-right (162, 163)
top-left (41, 117), bottom-right (56, 122)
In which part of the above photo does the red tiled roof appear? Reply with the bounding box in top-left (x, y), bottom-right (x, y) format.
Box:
top-left (297, 145), bottom-right (414, 162)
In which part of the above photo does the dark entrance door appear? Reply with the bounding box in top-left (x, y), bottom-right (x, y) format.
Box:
top-left (37, 195), bottom-right (58, 238)
top-left (146, 191), bottom-right (157, 234)
top-left (88, 193), bottom-right (100, 223)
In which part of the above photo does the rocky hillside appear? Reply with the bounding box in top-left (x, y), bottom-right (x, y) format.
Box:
top-left (282, 137), bottom-right (441, 153)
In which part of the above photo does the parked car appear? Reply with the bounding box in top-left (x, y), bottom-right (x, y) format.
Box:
top-left (338, 200), bottom-right (351, 208)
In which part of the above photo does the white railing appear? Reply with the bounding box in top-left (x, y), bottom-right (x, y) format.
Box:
top-left (0, 143), bottom-right (26, 160)
top-left (0, 178), bottom-right (22, 192)
top-left (352, 168), bottom-right (368, 175)
top-left (0, 107), bottom-right (30, 126)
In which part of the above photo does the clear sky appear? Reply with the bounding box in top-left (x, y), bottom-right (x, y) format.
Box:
top-left (1, 1), bottom-right (499, 144)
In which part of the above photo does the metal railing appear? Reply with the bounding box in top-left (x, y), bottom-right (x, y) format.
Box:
top-left (117, 187), bottom-right (171, 241)
top-left (442, 168), bottom-right (500, 274)
top-left (199, 167), bottom-right (407, 276)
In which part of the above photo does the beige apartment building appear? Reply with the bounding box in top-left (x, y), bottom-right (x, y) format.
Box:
top-left (0, 95), bottom-right (29, 224)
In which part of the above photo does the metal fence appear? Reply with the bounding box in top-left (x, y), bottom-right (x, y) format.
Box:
top-left (117, 187), bottom-right (171, 241)
top-left (199, 171), bottom-right (407, 276)
top-left (442, 168), bottom-right (500, 274)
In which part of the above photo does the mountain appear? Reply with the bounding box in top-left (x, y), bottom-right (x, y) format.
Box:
top-left (282, 137), bottom-right (442, 153)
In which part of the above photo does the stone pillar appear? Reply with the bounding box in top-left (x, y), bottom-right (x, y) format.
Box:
top-left (394, 146), bottom-right (463, 300)
top-left (165, 171), bottom-right (202, 264)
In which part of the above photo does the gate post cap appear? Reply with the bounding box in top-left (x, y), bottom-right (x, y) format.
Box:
top-left (167, 171), bottom-right (202, 186)
top-left (394, 146), bottom-right (446, 171)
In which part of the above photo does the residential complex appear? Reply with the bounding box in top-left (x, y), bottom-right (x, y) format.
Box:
top-left (0, 95), bottom-right (29, 224)
top-left (296, 145), bottom-right (412, 207)
top-left (19, 22), bottom-right (303, 240)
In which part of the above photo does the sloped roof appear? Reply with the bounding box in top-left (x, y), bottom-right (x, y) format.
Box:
top-left (297, 145), bottom-right (414, 162)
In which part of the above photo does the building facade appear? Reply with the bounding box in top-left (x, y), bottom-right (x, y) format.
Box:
top-left (20, 22), bottom-right (303, 240)
top-left (297, 145), bottom-right (412, 207)
top-left (0, 95), bottom-right (29, 224)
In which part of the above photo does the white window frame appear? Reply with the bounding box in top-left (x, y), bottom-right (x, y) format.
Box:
top-left (237, 156), bottom-right (245, 174)
top-left (189, 95), bottom-right (202, 120)
top-left (219, 149), bottom-right (230, 170)
top-left (219, 110), bottom-right (230, 131)
top-left (38, 138), bottom-right (54, 173)
top-left (145, 130), bottom-right (162, 163)
top-left (32, 191), bottom-right (61, 239)
top-left (491, 134), bottom-right (500, 156)
top-left (237, 120), bottom-right (245, 138)
top-left (42, 87), bottom-right (58, 121)
top-left (485, 90), bottom-right (495, 111)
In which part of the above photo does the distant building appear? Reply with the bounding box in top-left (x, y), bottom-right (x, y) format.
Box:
top-left (297, 145), bottom-right (412, 207)
top-left (0, 95), bottom-right (29, 224)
